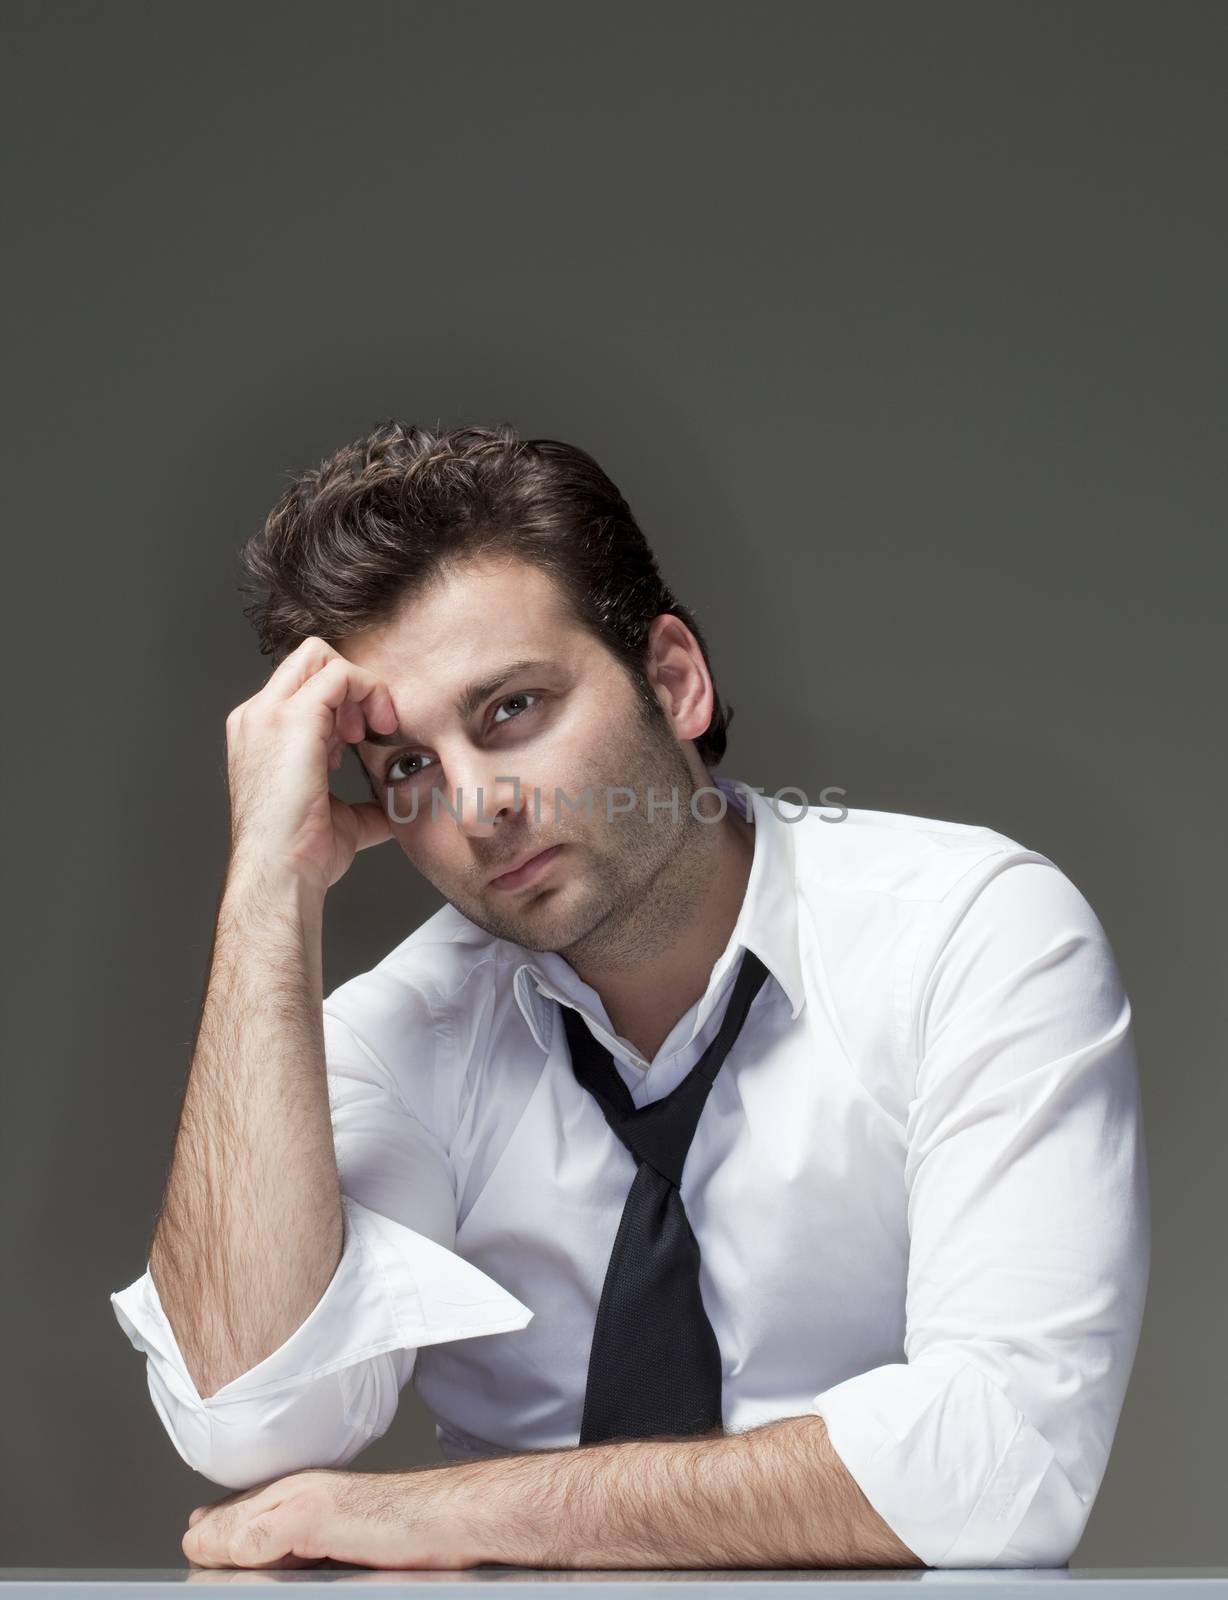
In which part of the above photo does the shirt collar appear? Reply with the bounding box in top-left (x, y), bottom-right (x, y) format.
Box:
top-left (511, 773), bottom-right (806, 1057)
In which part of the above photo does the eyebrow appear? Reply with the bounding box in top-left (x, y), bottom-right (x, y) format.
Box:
top-left (359, 657), bottom-right (562, 748)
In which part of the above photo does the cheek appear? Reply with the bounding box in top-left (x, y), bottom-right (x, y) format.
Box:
top-left (392, 815), bottom-right (438, 866)
top-left (390, 804), bottom-right (469, 876)
top-left (379, 781), bottom-right (445, 835)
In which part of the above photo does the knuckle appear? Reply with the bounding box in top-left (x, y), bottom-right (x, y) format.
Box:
top-left (313, 658), bottom-right (348, 691)
top-left (237, 1518), bottom-right (270, 1558)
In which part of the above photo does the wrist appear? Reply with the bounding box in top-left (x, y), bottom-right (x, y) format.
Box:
top-left (410, 1455), bottom-right (556, 1569)
top-left (222, 853), bottom-right (326, 922)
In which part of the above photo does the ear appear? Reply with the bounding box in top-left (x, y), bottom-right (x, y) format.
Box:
top-left (643, 613), bottom-right (714, 744)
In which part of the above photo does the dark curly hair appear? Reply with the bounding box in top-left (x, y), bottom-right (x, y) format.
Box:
top-left (237, 420), bottom-right (734, 768)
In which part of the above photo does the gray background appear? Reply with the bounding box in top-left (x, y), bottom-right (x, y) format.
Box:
top-left (1, 0), bottom-right (1222, 1569)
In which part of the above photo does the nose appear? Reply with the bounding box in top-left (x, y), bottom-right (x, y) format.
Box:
top-left (446, 761), bottom-right (528, 840)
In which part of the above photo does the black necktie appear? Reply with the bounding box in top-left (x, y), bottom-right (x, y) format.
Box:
top-left (559, 947), bottom-right (771, 1446)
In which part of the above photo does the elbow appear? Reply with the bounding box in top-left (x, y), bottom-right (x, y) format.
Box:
top-left (144, 1356), bottom-right (397, 1492)
top-left (1006, 1474), bottom-right (1096, 1571)
top-left (939, 1450), bottom-right (1096, 1570)
top-left (812, 1354), bottom-right (1111, 1570)
top-left (197, 1414), bottom-right (378, 1492)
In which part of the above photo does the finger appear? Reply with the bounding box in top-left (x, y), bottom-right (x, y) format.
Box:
top-left (257, 640), bottom-right (399, 741)
top-left (292, 656), bottom-right (399, 744)
top-left (182, 1509), bottom-right (265, 1569)
top-left (229, 1510), bottom-right (296, 1568)
top-left (308, 662), bottom-right (397, 740)
top-left (257, 636), bottom-right (339, 702)
top-left (332, 794), bottom-right (394, 853)
top-left (187, 1500), bottom-right (324, 1571)
top-left (347, 681), bottom-right (398, 741)
top-left (337, 698), bottom-right (368, 744)
top-left (182, 1482), bottom-right (283, 1561)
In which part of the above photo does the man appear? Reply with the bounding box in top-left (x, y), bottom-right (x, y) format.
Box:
top-left (110, 421), bottom-right (1150, 1572)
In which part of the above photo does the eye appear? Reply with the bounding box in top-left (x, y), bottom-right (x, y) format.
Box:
top-left (382, 692), bottom-right (542, 786)
top-left (492, 691), bottom-right (540, 725)
top-left (385, 751), bottom-right (437, 785)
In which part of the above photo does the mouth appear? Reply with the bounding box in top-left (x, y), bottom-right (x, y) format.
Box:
top-left (487, 844), bottom-right (566, 892)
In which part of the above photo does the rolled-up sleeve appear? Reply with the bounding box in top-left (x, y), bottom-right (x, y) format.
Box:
top-left (110, 1000), bottom-right (533, 1489)
top-left (808, 856), bottom-right (1151, 1568)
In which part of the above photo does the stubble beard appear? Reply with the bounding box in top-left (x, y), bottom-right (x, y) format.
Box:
top-left (457, 697), bottom-right (716, 966)
top-left (549, 725), bottom-right (715, 974)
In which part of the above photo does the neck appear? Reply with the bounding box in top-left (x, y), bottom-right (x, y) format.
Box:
top-left (569, 801), bottom-right (757, 1065)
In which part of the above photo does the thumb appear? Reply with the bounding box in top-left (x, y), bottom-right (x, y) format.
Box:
top-left (346, 798), bottom-right (395, 853)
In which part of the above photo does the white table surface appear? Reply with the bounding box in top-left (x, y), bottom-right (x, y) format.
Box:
top-left (0, 1569), bottom-right (1225, 1597)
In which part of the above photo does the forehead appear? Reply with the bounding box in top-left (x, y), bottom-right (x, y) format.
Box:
top-left (340, 554), bottom-right (590, 687)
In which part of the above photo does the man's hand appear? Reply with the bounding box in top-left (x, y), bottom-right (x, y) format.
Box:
top-left (225, 634), bottom-right (401, 899)
top-left (182, 1468), bottom-right (485, 1571)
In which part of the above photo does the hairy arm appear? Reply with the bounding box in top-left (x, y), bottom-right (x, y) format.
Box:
top-left (148, 863), bottom-right (343, 1399)
top-left (437, 1414), bottom-right (922, 1569)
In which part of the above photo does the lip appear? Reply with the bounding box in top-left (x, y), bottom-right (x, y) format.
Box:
top-left (487, 844), bottom-right (565, 891)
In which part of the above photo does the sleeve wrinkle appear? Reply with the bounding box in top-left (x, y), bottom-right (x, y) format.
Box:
top-left (810, 850), bottom-right (1148, 1568)
top-left (112, 979), bottom-right (532, 1488)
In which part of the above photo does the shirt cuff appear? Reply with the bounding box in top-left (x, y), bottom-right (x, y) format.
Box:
top-left (110, 1192), bottom-right (535, 1411)
top-left (809, 1356), bottom-right (1087, 1568)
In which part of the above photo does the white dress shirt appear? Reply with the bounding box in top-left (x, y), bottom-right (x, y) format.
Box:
top-left (111, 773), bottom-right (1150, 1568)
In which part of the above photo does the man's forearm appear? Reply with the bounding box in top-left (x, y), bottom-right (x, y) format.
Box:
top-left (431, 1414), bottom-right (923, 1569)
top-left (148, 860), bottom-right (343, 1400)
